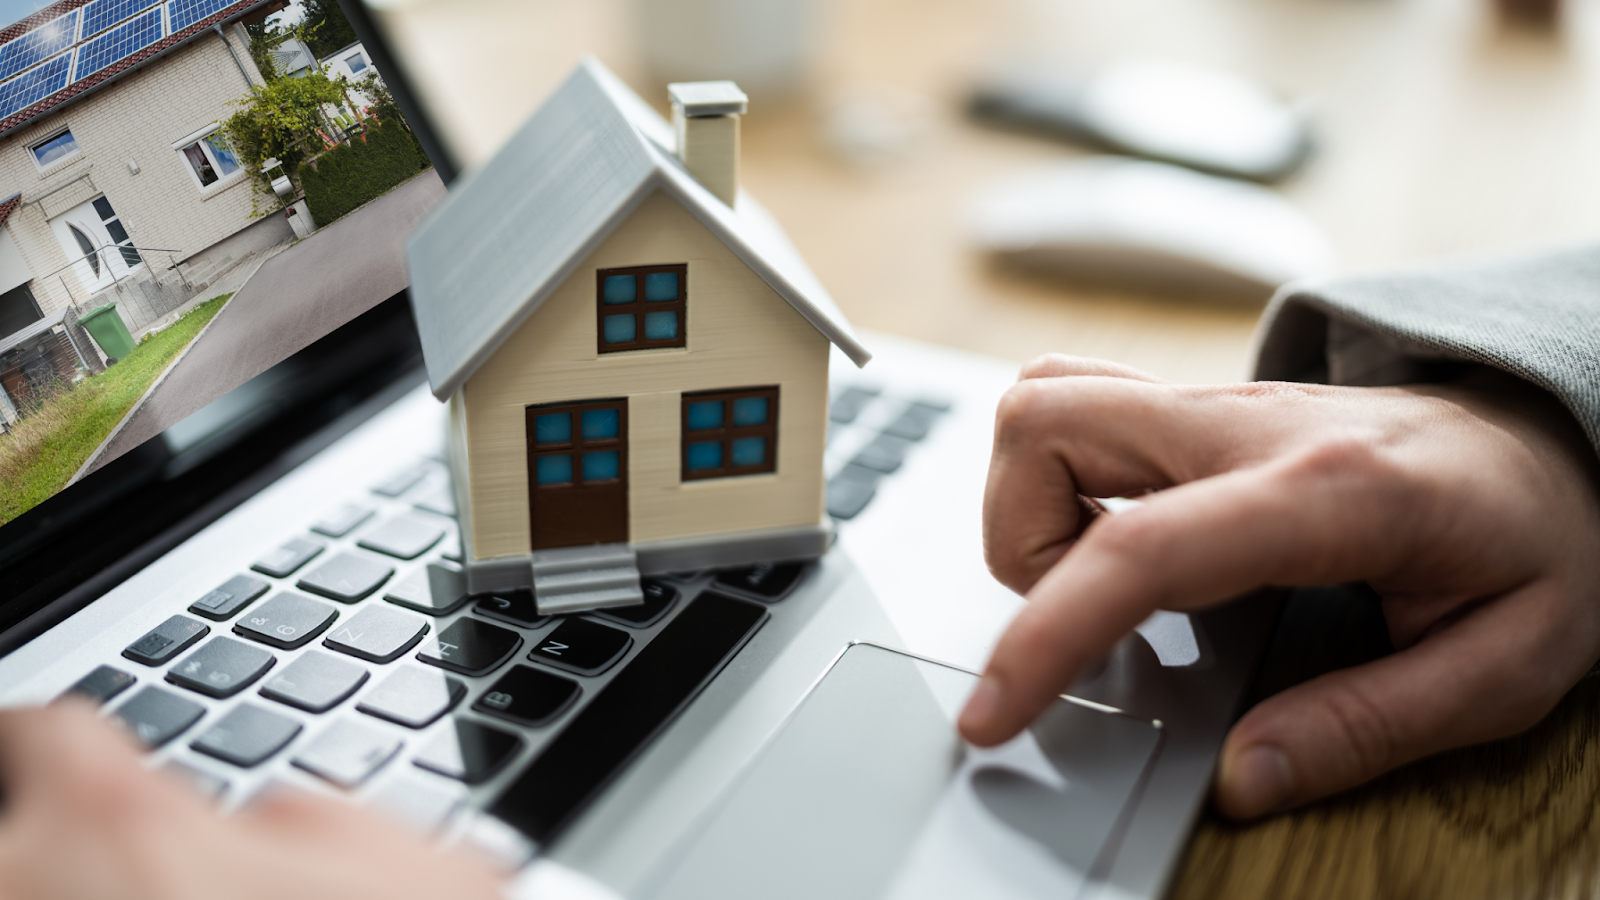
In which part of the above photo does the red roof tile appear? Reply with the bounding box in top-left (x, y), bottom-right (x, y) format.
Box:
top-left (0, 193), bottom-right (20, 228)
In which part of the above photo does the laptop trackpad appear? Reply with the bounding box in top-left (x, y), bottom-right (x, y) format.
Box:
top-left (648, 643), bottom-right (1163, 900)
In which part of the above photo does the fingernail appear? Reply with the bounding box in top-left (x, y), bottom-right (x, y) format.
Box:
top-left (960, 676), bottom-right (1005, 736)
top-left (1223, 745), bottom-right (1293, 818)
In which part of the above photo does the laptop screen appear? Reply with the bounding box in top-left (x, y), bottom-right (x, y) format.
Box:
top-left (0, 0), bottom-right (451, 649)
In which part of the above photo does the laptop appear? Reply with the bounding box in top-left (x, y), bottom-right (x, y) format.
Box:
top-left (0, 2), bottom-right (1280, 897)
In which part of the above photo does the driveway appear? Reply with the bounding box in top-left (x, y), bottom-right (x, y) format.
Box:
top-left (84, 170), bottom-right (446, 475)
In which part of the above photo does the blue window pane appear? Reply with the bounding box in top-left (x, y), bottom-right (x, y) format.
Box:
top-left (686, 400), bottom-right (723, 431)
top-left (686, 441), bottom-right (722, 471)
top-left (731, 436), bottom-right (766, 467)
top-left (533, 413), bottom-right (571, 444)
top-left (581, 408), bottom-right (619, 440)
top-left (732, 396), bottom-right (768, 426)
top-left (644, 311), bottom-right (678, 340)
top-left (603, 275), bottom-right (636, 304)
top-left (536, 455), bottom-right (573, 485)
top-left (205, 132), bottom-right (239, 176)
top-left (603, 314), bottom-right (636, 343)
top-left (583, 450), bottom-right (620, 481)
top-left (31, 130), bottom-right (77, 167)
top-left (644, 271), bottom-right (679, 301)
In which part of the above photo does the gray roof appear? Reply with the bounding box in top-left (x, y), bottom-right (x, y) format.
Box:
top-left (406, 58), bottom-right (871, 401)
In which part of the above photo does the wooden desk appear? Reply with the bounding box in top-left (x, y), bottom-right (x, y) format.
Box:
top-left (374, 0), bottom-right (1600, 895)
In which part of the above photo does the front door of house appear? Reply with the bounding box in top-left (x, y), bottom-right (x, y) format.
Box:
top-left (526, 398), bottom-right (628, 549)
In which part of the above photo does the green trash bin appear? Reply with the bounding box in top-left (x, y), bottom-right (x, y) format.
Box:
top-left (79, 302), bottom-right (136, 363)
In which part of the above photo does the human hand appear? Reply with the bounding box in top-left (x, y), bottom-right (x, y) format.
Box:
top-left (0, 703), bottom-right (506, 900)
top-left (957, 354), bottom-right (1600, 819)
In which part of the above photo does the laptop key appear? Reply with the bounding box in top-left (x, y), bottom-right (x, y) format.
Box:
top-left (414, 719), bottom-right (523, 785)
top-left (189, 575), bottom-right (271, 622)
top-left (122, 615), bottom-right (210, 666)
top-left (58, 665), bottom-right (136, 706)
top-left (881, 403), bottom-right (944, 441)
top-left (310, 503), bottom-right (375, 538)
top-left (192, 703), bottom-right (302, 768)
top-left (372, 463), bottom-right (431, 497)
top-left (234, 593), bottom-right (339, 650)
top-left (528, 618), bottom-right (631, 676)
top-left (414, 487), bottom-right (456, 518)
top-left (385, 563), bottom-right (469, 615)
top-left (357, 664), bottom-right (466, 729)
top-left (472, 590), bottom-right (547, 629)
top-left (367, 776), bottom-right (464, 836)
top-left (161, 759), bottom-right (229, 802)
top-left (417, 618), bottom-right (522, 677)
top-left (825, 476), bottom-right (876, 520)
top-left (712, 561), bottom-right (809, 602)
top-left (297, 553), bottom-right (395, 603)
top-left (260, 651), bottom-right (369, 713)
top-left (358, 514), bottom-right (445, 560)
top-left (324, 605), bottom-right (430, 664)
top-left (292, 718), bottom-right (402, 788)
top-left (110, 687), bottom-right (205, 749)
top-left (166, 637), bottom-right (275, 699)
top-left (252, 537), bottom-right (326, 578)
top-left (850, 433), bottom-right (914, 474)
top-left (438, 533), bottom-right (463, 564)
top-left (474, 665), bottom-right (581, 728)
top-left (594, 580), bottom-right (677, 628)
top-left (829, 385), bottom-right (881, 424)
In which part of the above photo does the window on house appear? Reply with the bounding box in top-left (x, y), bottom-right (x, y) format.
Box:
top-left (179, 129), bottom-right (240, 188)
top-left (529, 400), bottom-right (626, 487)
top-left (345, 52), bottom-right (367, 74)
top-left (681, 386), bottom-right (778, 480)
top-left (92, 196), bottom-right (141, 268)
top-left (596, 263), bottom-right (687, 353)
top-left (30, 130), bottom-right (78, 167)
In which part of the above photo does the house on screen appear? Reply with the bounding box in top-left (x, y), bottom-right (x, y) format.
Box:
top-left (407, 59), bottom-right (871, 612)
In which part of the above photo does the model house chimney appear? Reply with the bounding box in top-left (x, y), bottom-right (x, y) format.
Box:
top-left (668, 80), bottom-right (748, 207)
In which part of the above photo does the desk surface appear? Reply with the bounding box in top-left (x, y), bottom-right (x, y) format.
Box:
top-left (374, 0), bottom-right (1600, 895)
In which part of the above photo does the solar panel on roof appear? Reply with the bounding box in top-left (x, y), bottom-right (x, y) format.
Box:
top-left (74, 8), bottom-right (162, 79)
top-left (0, 10), bottom-right (78, 82)
top-left (0, 52), bottom-right (70, 120)
top-left (80, 0), bottom-right (158, 41)
top-left (167, 0), bottom-right (233, 34)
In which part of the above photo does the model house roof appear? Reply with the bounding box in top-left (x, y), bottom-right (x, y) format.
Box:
top-left (406, 58), bottom-right (872, 401)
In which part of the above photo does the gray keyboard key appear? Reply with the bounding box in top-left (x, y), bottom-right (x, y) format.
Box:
top-left (162, 759), bottom-right (228, 801)
top-left (358, 515), bottom-right (446, 560)
top-left (417, 618), bottom-right (522, 676)
top-left (297, 553), bottom-right (394, 603)
top-left (189, 575), bottom-right (271, 622)
top-left (414, 487), bottom-right (456, 518)
top-left (323, 605), bottom-right (429, 664)
top-left (310, 503), bottom-right (374, 538)
top-left (122, 615), bottom-right (210, 666)
top-left (292, 718), bottom-right (402, 788)
top-left (167, 637), bottom-right (275, 698)
top-left (59, 665), bottom-right (136, 706)
top-left (372, 464), bottom-right (430, 497)
top-left (413, 719), bottom-right (523, 785)
top-left (252, 537), bottom-right (326, 578)
top-left (850, 433), bottom-right (914, 474)
top-left (384, 563), bottom-right (469, 615)
top-left (259, 651), bottom-right (368, 713)
top-left (367, 776), bottom-right (464, 836)
top-left (110, 687), bottom-right (205, 748)
top-left (192, 703), bottom-right (302, 768)
top-left (234, 593), bottom-right (339, 650)
top-left (826, 475), bottom-right (876, 520)
top-left (356, 664), bottom-right (465, 729)
top-left (829, 385), bottom-right (881, 424)
top-left (881, 403), bottom-right (946, 441)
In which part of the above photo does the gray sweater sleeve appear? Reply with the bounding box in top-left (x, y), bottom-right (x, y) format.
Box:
top-left (1254, 244), bottom-right (1600, 457)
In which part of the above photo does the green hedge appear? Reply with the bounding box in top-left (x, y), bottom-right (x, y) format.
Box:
top-left (298, 120), bottom-right (430, 226)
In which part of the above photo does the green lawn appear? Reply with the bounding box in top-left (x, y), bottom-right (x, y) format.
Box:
top-left (0, 294), bottom-right (231, 525)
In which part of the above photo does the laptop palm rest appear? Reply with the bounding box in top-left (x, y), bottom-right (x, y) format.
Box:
top-left (646, 643), bottom-right (1163, 900)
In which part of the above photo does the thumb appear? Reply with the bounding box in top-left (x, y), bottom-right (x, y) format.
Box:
top-left (1017, 353), bottom-right (1166, 383)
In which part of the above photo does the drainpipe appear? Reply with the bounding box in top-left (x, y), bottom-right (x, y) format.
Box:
top-left (215, 24), bottom-right (253, 87)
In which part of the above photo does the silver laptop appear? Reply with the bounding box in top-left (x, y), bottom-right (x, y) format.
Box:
top-left (0, 2), bottom-right (1279, 897)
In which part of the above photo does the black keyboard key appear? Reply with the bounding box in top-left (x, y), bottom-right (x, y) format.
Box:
top-left (110, 687), bottom-right (205, 748)
top-left (881, 403), bottom-right (944, 441)
top-left (192, 703), bottom-right (302, 768)
top-left (234, 593), bottom-right (339, 650)
top-left (474, 665), bottom-right (580, 727)
top-left (528, 618), bottom-right (631, 675)
top-left (826, 475), bottom-right (877, 520)
top-left (122, 615), bottom-right (210, 666)
top-left (260, 651), bottom-right (368, 713)
top-left (472, 590), bottom-right (547, 629)
top-left (373, 463), bottom-right (430, 497)
top-left (252, 537), bottom-right (326, 578)
top-left (292, 718), bottom-right (403, 788)
top-left (594, 580), bottom-right (677, 628)
top-left (358, 515), bottom-right (445, 560)
top-left (417, 618), bottom-right (522, 676)
top-left (414, 487), bottom-right (456, 518)
top-left (324, 605), bottom-right (429, 664)
top-left (414, 719), bottom-right (522, 785)
top-left (166, 637), bottom-right (275, 698)
top-left (385, 563), bottom-right (469, 615)
top-left (712, 561), bottom-right (809, 602)
top-left (162, 759), bottom-right (228, 801)
top-left (850, 433), bottom-right (914, 474)
top-left (310, 503), bottom-right (374, 538)
top-left (357, 664), bottom-right (465, 728)
top-left (59, 665), bottom-right (135, 706)
top-left (829, 385), bottom-right (880, 424)
top-left (189, 575), bottom-right (270, 621)
top-left (489, 592), bottom-right (768, 841)
top-left (297, 553), bottom-right (394, 603)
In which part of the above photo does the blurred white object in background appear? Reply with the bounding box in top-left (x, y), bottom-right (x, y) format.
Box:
top-left (970, 157), bottom-right (1335, 301)
top-left (822, 83), bottom-right (939, 169)
top-left (631, 0), bottom-right (816, 96)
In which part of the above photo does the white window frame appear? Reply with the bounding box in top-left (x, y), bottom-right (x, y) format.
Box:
top-left (29, 128), bottom-right (82, 173)
top-left (172, 123), bottom-right (245, 195)
top-left (344, 51), bottom-right (367, 75)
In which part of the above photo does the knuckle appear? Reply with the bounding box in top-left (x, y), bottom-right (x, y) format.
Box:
top-left (1316, 685), bottom-right (1402, 778)
top-left (1018, 353), bottom-right (1075, 381)
top-left (993, 379), bottom-right (1055, 438)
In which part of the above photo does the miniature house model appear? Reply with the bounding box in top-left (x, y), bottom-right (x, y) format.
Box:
top-left (407, 59), bottom-right (870, 613)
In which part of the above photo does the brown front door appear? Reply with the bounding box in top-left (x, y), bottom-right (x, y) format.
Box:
top-left (526, 398), bottom-right (628, 549)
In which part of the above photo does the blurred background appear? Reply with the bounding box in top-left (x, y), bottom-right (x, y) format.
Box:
top-left (370, 0), bottom-right (1600, 383)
